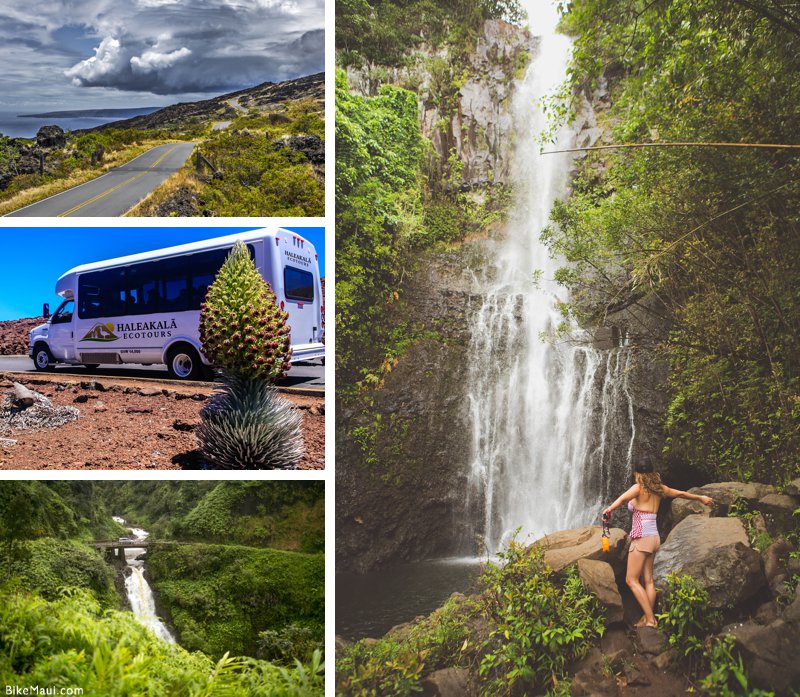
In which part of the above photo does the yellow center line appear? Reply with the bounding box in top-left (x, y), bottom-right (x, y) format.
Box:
top-left (57, 144), bottom-right (180, 217)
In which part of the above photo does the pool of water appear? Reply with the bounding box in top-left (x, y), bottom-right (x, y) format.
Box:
top-left (336, 558), bottom-right (483, 640)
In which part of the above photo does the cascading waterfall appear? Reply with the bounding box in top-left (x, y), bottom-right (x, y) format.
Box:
top-left (466, 0), bottom-right (636, 553)
top-left (113, 516), bottom-right (175, 643)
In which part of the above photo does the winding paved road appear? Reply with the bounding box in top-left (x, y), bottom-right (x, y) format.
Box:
top-left (5, 142), bottom-right (196, 217)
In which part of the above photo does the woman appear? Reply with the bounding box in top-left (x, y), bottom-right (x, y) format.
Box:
top-left (602, 459), bottom-right (714, 628)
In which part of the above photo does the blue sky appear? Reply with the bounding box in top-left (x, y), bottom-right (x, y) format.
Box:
top-left (0, 0), bottom-right (324, 113)
top-left (0, 226), bottom-right (325, 321)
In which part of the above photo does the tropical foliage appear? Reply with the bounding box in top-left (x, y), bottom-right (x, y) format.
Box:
top-left (548, 0), bottom-right (800, 485)
top-left (147, 543), bottom-right (324, 659)
top-left (0, 587), bottom-right (323, 696)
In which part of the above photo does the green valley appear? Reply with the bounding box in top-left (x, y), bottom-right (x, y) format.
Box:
top-left (0, 481), bottom-right (324, 696)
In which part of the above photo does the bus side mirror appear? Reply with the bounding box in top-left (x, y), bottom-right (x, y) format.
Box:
top-left (43, 303), bottom-right (50, 319)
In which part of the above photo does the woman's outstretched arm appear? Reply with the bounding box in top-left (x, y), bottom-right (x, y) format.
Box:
top-left (662, 486), bottom-right (713, 506)
top-left (602, 484), bottom-right (640, 517)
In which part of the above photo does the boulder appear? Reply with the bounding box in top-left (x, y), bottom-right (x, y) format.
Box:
top-left (653, 516), bottom-right (765, 609)
top-left (577, 559), bottom-right (624, 624)
top-left (783, 478), bottom-right (800, 496)
top-left (533, 525), bottom-right (627, 573)
top-left (419, 668), bottom-right (474, 697)
top-left (35, 125), bottom-right (66, 148)
top-left (728, 617), bottom-right (800, 693)
top-left (634, 626), bottom-right (666, 656)
top-left (670, 481), bottom-right (776, 526)
top-left (755, 493), bottom-right (800, 535)
top-left (762, 538), bottom-right (795, 584)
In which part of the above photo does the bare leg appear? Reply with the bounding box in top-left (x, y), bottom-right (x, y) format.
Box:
top-left (626, 548), bottom-right (656, 626)
top-left (643, 551), bottom-right (657, 619)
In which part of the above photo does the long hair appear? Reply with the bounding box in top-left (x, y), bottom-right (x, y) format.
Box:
top-left (635, 471), bottom-right (664, 496)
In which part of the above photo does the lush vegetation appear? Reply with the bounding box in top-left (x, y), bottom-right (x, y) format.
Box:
top-left (337, 542), bottom-right (605, 696)
top-left (105, 481), bottom-right (324, 552)
top-left (0, 539), bottom-right (117, 607)
top-left (0, 481), bottom-right (325, 682)
top-left (147, 543), bottom-right (324, 659)
top-left (336, 0), bottom-right (523, 66)
top-left (0, 587), bottom-right (323, 696)
top-left (657, 574), bottom-right (773, 696)
top-left (189, 99), bottom-right (324, 217)
top-left (546, 0), bottom-right (800, 485)
top-left (0, 481), bottom-right (126, 545)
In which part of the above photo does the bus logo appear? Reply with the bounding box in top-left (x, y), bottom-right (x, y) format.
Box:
top-left (81, 323), bottom-right (119, 342)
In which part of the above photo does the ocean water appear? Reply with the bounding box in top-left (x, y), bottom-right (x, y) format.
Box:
top-left (0, 109), bottom-right (159, 139)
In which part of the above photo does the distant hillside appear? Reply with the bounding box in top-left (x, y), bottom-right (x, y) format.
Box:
top-left (0, 316), bottom-right (43, 355)
top-left (91, 72), bottom-right (324, 132)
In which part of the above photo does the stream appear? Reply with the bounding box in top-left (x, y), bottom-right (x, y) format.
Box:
top-left (112, 516), bottom-right (175, 643)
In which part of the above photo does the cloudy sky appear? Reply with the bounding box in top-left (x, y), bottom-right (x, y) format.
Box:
top-left (0, 0), bottom-right (324, 112)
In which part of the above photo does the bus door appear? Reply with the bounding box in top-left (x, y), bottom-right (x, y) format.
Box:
top-left (48, 300), bottom-right (77, 362)
top-left (276, 235), bottom-right (320, 347)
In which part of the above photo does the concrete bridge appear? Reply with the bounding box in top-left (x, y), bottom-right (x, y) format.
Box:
top-left (91, 540), bottom-right (178, 555)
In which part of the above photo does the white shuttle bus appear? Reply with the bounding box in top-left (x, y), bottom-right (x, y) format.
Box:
top-left (29, 229), bottom-right (324, 380)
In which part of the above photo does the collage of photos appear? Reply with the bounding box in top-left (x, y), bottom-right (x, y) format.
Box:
top-left (2, 0), bottom-right (800, 696)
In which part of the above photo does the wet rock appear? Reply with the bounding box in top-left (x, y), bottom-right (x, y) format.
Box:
top-left (420, 668), bottom-right (474, 697)
top-left (652, 648), bottom-right (676, 670)
top-left (783, 478), bottom-right (800, 496)
top-left (671, 481), bottom-right (776, 525)
top-left (571, 667), bottom-right (619, 697)
top-left (577, 558), bottom-right (624, 624)
top-left (755, 493), bottom-right (800, 535)
top-left (763, 538), bottom-right (795, 584)
top-left (728, 615), bottom-right (800, 693)
top-left (754, 600), bottom-right (780, 625)
top-left (600, 627), bottom-right (631, 656)
top-left (654, 515), bottom-right (765, 609)
top-left (634, 626), bottom-right (666, 655)
top-left (35, 125), bottom-right (66, 148)
top-left (535, 525), bottom-right (628, 573)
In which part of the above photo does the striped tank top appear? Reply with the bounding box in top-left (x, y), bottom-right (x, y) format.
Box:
top-left (628, 500), bottom-right (658, 539)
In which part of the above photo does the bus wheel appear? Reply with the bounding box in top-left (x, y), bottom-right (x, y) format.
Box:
top-left (33, 344), bottom-right (54, 372)
top-left (167, 345), bottom-right (203, 380)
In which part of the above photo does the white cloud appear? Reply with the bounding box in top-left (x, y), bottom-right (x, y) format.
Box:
top-left (130, 47), bottom-right (191, 73)
top-left (64, 36), bottom-right (123, 85)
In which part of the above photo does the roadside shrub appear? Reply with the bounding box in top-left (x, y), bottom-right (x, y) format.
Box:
top-left (200, 240), bottom-right (292, 382)
top-left (478, 542), bottom-right (605, 695)
top-left (197, 376), bottom-right (303, 469)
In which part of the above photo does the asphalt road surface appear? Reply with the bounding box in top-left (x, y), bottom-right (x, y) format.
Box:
top-left (5, 142), bottom-right (196, 217)
top-left (0, 355), bottom-right (324, 391)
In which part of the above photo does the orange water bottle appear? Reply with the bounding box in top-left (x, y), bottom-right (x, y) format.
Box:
top-left (601, 511), bottom-right (611, 553)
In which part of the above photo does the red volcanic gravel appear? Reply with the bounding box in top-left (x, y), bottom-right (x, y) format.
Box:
top-left (0, 376), bottom-right (324, 470)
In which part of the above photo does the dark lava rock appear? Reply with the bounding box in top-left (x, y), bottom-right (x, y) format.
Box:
top-left (36, 125), bottom-right (66, 149)
top-left (273, 134), bottom-right (324, 164)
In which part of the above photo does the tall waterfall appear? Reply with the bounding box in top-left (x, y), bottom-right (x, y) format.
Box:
top-left (466, 0), bottom-right (635, 553)
top-left (113, 517), bottom-right (175, 643)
